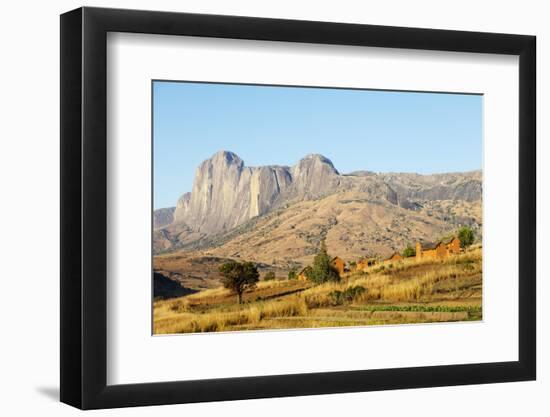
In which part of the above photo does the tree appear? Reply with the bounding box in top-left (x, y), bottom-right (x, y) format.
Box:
top-left (219, 261), bottom-right (259, 304)
top-left (458, 226), bottom-right (475, 248)
top-left (287, 268), bottom-right (298, 280)
top-left (264, 271), bottom-right (276, 281)
top-left (309, 240), bottom-right (340, 284)
top-left (402, 245), bottom-right (416, 258)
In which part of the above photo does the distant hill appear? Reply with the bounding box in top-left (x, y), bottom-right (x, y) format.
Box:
top-left (153, 207), bottom-right (175, 229)
top-left (153, 272), bottom-right (196, 299)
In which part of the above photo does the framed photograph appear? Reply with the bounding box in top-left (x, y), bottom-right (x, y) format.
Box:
top-left (60, 6), bottom-right (536, 409)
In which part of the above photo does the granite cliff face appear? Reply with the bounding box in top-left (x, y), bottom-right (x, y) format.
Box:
top-left (173, 151), bottom-right (292, 234)
top-left (172, 151), bottom-right (346, 234)
top-left (154, 150), bottom-right (482, 254)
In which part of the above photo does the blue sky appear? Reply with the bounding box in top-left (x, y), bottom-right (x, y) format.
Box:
top-left (153, 81), bottom-right (482, 209)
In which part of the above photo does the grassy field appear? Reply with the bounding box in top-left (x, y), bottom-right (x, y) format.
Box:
top-left (153, 246), bottom-right (482, 334)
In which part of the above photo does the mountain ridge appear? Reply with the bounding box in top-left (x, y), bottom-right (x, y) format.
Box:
top-left (154, 150), bottom-right (482, 255)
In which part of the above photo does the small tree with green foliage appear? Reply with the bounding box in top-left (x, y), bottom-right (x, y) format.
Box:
top-left (264, 271), bottom-right (276, 281)
top-left (287, 268), bottom-right (298, 280)
top-left (309, 240), bottom-right (340, 284)
top-left (219, 261), bottom-right (259, 304)
top-left (402, 245), bottom-right (416, 258)
top-left (458, 226), bottom-right (475, 248)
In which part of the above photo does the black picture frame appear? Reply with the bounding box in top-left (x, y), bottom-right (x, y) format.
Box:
top-left (60, 6), bottom-right (536, 410)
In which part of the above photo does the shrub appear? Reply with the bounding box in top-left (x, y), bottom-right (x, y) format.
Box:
top-left (329, 290), bottom-right (344, 305)
top-left (328, 286), bottom-right (366, 305)
top-left (402, 245), bottom-right (416, 258)
top-left (458, 226), bottom-right (475, 248)
top-left (344, 285), bottom-right (366, 301)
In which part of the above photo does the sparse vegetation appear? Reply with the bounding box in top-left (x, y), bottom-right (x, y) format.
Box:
top-left (328, 286), bottom-right (366, 305)
top-left (458, 226), bottom-right (475, 248)
top-left (154, 247), bottom-right (482, 334)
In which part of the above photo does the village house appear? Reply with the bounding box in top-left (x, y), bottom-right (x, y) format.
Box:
top-left (297, 266), bottom-right (312, 281)
top-left (445, 236), bottom-right (462, 255)
top-left (296, 257), bottom-right (346, 281)
top-left (383, 252), bottom-right (403, 264)
top-left (331, 256), bottom-right (346, 276)
top-left (415, 236), bottom-right (461, 260)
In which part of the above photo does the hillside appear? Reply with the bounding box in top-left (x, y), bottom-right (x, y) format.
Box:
top-left (195, 190), bottom-right (479, 263)
top-left (154, 254), bottom-right (290, 291)
top-left (154, 246), bottom-right (482, 334)
top-left (154, 190), bottom-right (480, 289)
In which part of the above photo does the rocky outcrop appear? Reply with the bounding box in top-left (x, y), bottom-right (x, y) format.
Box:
top-left (378, 171), bottom-right (482, 203)
top-left (173, 151), bottom-right (343, 235)
top-left (289, 154), bottom-right (340, 197)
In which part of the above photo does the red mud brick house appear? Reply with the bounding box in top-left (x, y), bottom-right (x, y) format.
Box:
top-left (415, 236), bottom-right (462, 260)
top-left (445, 236), bottom-right (461, 255)
top-left (297, 266), bottom-right (312, 281)
top-left (331, 256), bottom-right (346, 276)
top-left (384, 252), bottom-right (403, 264)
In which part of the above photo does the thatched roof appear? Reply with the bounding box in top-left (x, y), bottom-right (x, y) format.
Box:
top-left (418, 241), bottom-right (442, 250)
top-left (442, 236), bottom-right (460, 244)
top-left (418, 236), bottom-right (460, 250)
top-left (298, 266), bottom-right (312, 275)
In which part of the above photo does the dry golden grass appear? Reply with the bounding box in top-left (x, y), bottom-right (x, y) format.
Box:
top-left (154, 296), bottom-right (309, 334)
top-left (180, 279), bottom-right (309, 306)
top-left (154, 247), bottom-right (482, 334)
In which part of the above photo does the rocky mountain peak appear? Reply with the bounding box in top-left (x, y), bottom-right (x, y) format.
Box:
top-left (209, 150), bottom-right (244, 168)
top-left (295, 154), bottom-right (339, 174)
top-left (290, 153), bottom-right (340, 197)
